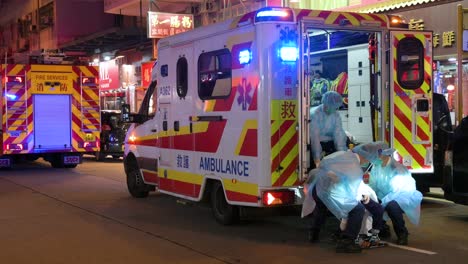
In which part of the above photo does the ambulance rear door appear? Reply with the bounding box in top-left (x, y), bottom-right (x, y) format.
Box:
top-left (389, 31), bottom-right (433, 173)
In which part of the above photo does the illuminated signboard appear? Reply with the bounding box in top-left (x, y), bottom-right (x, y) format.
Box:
top-left (147, 11), bottom-right (193, 39)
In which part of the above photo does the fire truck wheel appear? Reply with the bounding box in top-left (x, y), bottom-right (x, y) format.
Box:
top-left (210, 181), bottom-right (239, 225)
top-left (127, 168), bottom-right (149, 198)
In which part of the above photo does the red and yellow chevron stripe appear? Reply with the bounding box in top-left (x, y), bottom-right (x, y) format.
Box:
top-left (1, 64), bottom-right (100, 155)
top-left (271, 100), bottom-right (300, 187)
top-left (392, 33), bottom-right (432, 171)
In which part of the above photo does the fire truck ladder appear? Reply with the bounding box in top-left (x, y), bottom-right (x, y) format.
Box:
top-left (5, 74), bottom-right (28, 132)
top-left (80, 75), bottom-right (100, 133)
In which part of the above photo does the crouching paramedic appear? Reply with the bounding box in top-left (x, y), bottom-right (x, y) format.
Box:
top-left (303, 150), bottom-right (370, 253)
top-left (355, 142), bottom-right (423, 245)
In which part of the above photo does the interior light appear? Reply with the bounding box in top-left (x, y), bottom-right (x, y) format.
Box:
top-left (279, 47), bottom-right (298, 62)
top-left (104, 56), bottom-right (110, 61)
top-left (448, 58), bottom-right (457, 62)
top-left (447, 84), bottom-right (455, 91)
top-left (239, 49), bottom-right (252, 65)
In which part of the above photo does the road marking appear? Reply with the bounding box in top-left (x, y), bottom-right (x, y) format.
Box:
top-left (385, 241), bottom-right (438, 255)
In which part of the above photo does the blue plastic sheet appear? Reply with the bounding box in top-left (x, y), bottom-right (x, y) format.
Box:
top-left (308, 151), bottom-right (363, 220)
top-left (309, 106), bottom-right (347, 161)
top-left (369, 158), bottom-right (423, 225)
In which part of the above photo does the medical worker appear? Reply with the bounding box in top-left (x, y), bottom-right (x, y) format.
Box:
top-left (355, 142), bottom-right (423, 245)
top-left (304, 149), bottom-right (371, 253)
top-left (309, 91), bottom-right (347, 168)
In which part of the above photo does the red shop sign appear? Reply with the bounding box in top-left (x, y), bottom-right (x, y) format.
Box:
top-left (147, 11), bottom-right (193, 39)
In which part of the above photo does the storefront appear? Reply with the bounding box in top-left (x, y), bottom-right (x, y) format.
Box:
top-left (394, 0), bottom-right (468, 125)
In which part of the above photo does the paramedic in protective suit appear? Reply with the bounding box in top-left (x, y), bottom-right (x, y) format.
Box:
top-left (353, 142), bottom-right (423, 245)
top-left (309, 91), bottom-right (348, 168)
top-left (303, 147), bottom-right (376, 253)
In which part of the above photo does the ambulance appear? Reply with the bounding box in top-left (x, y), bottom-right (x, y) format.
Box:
top-left (121, 6), bottom-right (433, 224)
top-left (0, 64), bottom-right (100, 168)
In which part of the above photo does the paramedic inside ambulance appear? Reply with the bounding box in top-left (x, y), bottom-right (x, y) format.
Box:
top-left (309, 91), bottom-right (348, 168)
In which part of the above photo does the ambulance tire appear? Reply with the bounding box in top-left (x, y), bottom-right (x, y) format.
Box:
top-left (211, 181), bottom-right (240, 225)
top-left (127, 168), bottom-right (150, 198)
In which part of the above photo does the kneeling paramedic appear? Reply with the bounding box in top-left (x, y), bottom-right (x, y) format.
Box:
top-left (354, 142), bottom-right (423, 245)
top-left (303, 149), bottom-right (372, 253)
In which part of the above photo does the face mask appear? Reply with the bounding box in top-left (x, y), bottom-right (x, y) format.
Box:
top-left (324, 106), bottom-right (337, 115)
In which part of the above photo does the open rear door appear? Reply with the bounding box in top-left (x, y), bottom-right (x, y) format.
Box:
top-left (389, 31), bottom-right (433, 173)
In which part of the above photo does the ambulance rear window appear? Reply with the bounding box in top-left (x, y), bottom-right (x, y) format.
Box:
top-left (397, 37), bottom-right (424, 90)
top-left (198, 49), bottom-right (232, 100)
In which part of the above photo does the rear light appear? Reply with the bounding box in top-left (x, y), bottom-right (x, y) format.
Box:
top-left (6, 143), bottom-right (25, 150)
top-left (262, 190), bottom-right (295, 206)
top-left (82, 141), bottom-right (98, 148)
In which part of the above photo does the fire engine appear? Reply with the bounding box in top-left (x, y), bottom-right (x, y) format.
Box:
top-left (121, 6), bottom-right (435, 224)
top-left (0, 64), bottom-right (100, 168)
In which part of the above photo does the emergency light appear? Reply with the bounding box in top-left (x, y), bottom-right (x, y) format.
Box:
top-left (5, 93), bottom-right (17, 100)
top-left (255, 7), bottom-right (294, 23)
top-left (238, 49), bottom-right (252, 65)
top-left (279, 47), bottom-right (298, 62)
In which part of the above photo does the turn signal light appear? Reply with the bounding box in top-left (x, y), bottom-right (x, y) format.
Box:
top-left (262, 190), bottom-right (295, 206)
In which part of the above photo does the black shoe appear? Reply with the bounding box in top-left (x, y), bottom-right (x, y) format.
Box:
top-left (336, 237), bottom-right (362, 253)
top-left (330, 230), bottom-right (342, 243)
top-left (308, 229), bottom-right (320, 243)
top-left (396, 233), bottom-right (408, 245)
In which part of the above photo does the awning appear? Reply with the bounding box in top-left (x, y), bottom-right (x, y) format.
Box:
top-left (339, 0), bottom-right (440, 13)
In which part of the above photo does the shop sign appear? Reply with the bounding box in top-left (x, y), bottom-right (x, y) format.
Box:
top-left (99, 59), bottom-right (120, 91)
top-left (408, 18), bottom-right (455, 48)
top-left (141, 61), bottom-right (154, 88)
top-left (147, 11), bottom-right (193, 39)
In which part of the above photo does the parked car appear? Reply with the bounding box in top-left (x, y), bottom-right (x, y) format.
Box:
top-left (94, 110), bottom-right (128, 161)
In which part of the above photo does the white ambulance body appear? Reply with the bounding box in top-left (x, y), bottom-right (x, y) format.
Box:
top-left (122, 7), bottom-right (433, 224)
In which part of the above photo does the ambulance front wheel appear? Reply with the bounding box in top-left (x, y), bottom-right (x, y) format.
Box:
top-left (127, 168), bottom-right (150, 198)
top-left (211, 181), bottom-right (240, 225)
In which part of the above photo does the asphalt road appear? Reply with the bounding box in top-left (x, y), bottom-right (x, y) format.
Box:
top-left (1, 156), bottom-right (467, 264)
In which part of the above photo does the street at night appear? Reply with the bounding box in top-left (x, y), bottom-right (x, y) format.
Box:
top-left (1, 158), bottom-right (467, 264)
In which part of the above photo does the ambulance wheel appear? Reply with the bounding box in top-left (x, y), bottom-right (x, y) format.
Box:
top-left (127, 168), bottom-right (149, 198)
top-left (211, 181), bottom-right (239, 225)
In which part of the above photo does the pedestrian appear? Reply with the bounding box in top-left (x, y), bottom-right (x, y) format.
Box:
top-left (309, 91), bottom-right (347, 169)
top-left (354, 142), bottom-right (423, 245)
top-left (303, 149), bottom-right (371, 253)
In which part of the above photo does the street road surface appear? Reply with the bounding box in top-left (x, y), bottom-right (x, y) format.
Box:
top-left (1, 157), bottom-right (467, 264)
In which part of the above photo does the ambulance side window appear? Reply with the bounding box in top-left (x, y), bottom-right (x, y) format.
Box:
top-left (397, 37), bottom-right (424, 89)
top-left (176, 57), bottom-right (188, 98)
top-left (198, 49), bottom-right (232, 100)
top-left (138, 80), bottom-right (157, 118)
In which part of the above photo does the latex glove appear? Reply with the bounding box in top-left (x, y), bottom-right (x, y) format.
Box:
top-left (361, 194), bottom-right (370, 204)
top-left (314, 159), bottom-right (320, 168)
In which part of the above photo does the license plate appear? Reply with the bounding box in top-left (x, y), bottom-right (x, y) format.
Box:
top-left (0, 158), bottom-right (11, 167)
top-left (64, 156), bottom-right (80, 164)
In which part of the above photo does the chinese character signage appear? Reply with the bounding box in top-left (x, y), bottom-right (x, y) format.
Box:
top-left (99, 59), bottom-right (120, 91)
top-left (147, 11), bottom-right (193, 39)
top-left (141, 61), bottom-right (154, 88)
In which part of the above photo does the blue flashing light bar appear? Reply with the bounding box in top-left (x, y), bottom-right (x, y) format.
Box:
top-left (279, 47), bottom-right (298, 62)
top-left (255, 7), bottom-right (294, 23)
top-left (239, 49), bottom-right (252, 65)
